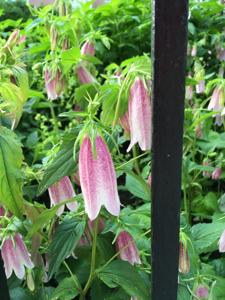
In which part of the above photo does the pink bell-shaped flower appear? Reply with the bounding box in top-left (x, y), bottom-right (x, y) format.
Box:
top-left (1, 234), bottom-right (34, 279)
top-left (196, 80), bottom-right (205, 94)
top-left (79, 135), bottom-right (120, 220)
top-left (48, 176), bottom-right (78, 216)
top-left (219, 229), bottom-right (225, 252)
top-left (92, 0), bottom-right (105, 8)
top-left (81, 41), bottom-right (95, 56)
top-left (76, 64), bottom-right (97, 84)
top-left (44, 68), bottom-right (65, 100)
top-left (208, 87), bottom-right (224, 112)
top-left (116, 231), bottom-right (141, 265)
top-left (127, 77), bottom-right (151, 152)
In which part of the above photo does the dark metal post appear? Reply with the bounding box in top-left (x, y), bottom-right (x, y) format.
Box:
top-left (151, 1), bottom-right (188, 299)
top-left (0, 253), bottom-right (10, 299)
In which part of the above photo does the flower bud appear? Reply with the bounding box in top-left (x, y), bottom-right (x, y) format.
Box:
top-left (44, 68), bottom-right (65, 100)
top-left (50, 24), bottom-right (58, 51)
top-left (116, 231), bottom-right (141, 265)
top-left (81, 41), bottom-right (95, 56)
top-left (191, 45), bottom-right (197, 57)
top-left (212, 167), bottom-right (222, 180)
top-left (178, 242), bottom-right (190, 274)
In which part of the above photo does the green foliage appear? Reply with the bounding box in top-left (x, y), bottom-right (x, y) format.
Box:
top-left (0, 126), bottom-right (24, 218)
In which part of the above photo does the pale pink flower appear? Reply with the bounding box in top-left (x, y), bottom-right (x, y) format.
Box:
top-left (1, 234), bottom-right (34, 279)
top-left (76, 64), bottom-right (96, 84)
top-left (196, 80), bottom-right (205, 94)
top-left (127, 77), bottom-right (151, 152)
top-left (119, 111), bottom-right (130, 136)
top-left (79, 135), bottom-right (120, 220)
top-left (81, 41), bottom-right (95, 56)
top-left (216, 48), bottom-right (225, 61)
top-left (212, 167), bottom-right (222, 180)
top-left (208, 87), bottom-right (224, 112)
top-left (44, 68), bottom-right (65, 100)
top-left (116, 231), bottom-right (141, 265)
top-left (219, 229), bottom-right (225, 252)
top-left (48, 176), bottom-right (78, 216)
top-left (195, 285), bottom-right (209, 299)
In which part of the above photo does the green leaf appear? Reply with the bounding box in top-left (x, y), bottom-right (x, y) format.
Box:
top-left (27, 205), bottom-right (59, 238)
top-left (97, 260), bottom-right (150, 300)
top-left (0, 127), bottom-right (24, 218)
top-left (177, 285), bottom-right (190, 300)
top-left (37, 139), bottom-right (76, 195)
top-left (191, 222), bottom-right (225, 254)
top-left (50, 277), bottom-right (79, 300)
top-left (125, 172), bottom-right (150, 201)
top-left (10, 287), bottom-right (34, 300)
top-left (48, 217), bottom-right (86, 278)
top-left (61, 47), bottom-right (81, 72)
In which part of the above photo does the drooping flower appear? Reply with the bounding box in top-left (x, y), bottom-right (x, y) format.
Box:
top-left (212, 167), bottom-right (222, 180)
top-left (202, 160), bottom-right (212, 178)
top-left (195, 285), bottom-right (209, 299)
top-left (76, 64), bottom-right (97, 84)
top-left (116, 231), bottom-right (141, 265)
top-left (185, 85), bottom-right (193, 101)
top-left (44, 68), bottom-right (65, 100)
top-left (208, 87), bottom-right (224, 112)
top-left (196, 80), bottom-right (205, 94)
top-left (1, 234), bottom-right (34, 279)
top-left (178, 242), bottom-right (190, 274)
top-left (48, 176), bottom-right (78, 216)
top-left (79, 135), bottom-right (120, 220)
top-left (216, 47), bottom-right (225, 62)
top-left (81, 41), bottom-right (95, 56)
top-left (219, 229), bottom-right (225, 252)
top-left (127, 77), bottom-right (151, 152)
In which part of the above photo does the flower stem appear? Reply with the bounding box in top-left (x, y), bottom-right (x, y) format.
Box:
top-left (79, 217), bottom-right (99, 300)
top-left (49, 102), bottom-right (59, 134)
top-left (63, 261), bottom-right (83, 295)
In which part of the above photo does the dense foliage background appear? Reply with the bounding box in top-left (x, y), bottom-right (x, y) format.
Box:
top-left (0, 0), bottom-right (225, 299)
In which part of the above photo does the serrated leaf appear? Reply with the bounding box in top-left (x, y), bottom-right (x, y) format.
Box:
top-left (97, 260), bottom-right (150, 300)
top-left (0, 127), bottom-right (24, 218)
top-left (50, 277), bottom-right (79, 300)
top-left (191, 222), bottom-right (225, 254)
top-left (37, 139), bottom-right (76, 195)
top-left (48, 217), bottom-right (86, 278)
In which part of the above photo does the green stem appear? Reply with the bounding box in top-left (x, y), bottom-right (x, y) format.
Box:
top-left (79, 217), bottom-right (99, 300)
top-left (50, 102), bottom-right (59, 134)
top-left (63, 261), bottom-right (83, 295)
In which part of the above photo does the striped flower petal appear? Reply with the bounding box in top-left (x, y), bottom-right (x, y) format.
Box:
top-left (127, 77), bottom-right (151, 152)
top-left (48, 176), bottom-right (78, 216)
top-left (116, 231), bottom-right (141, 265)
top-left (79, 135), bottom-right (120, 220)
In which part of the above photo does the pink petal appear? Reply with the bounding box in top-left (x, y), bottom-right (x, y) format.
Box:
top-left (127, 77), bottom-right (151, 152)
top-left (219, 229), bottom-right (225, 252)
top-left (48, 176), bottom-right (78, 215)
top-left (81, 41), bottom-right (95, 56)
top-left (14, 234), bottom-right (34, 270)
top-left (116, 231), bottom-right (141, 265)
top-left (76, 65), bottom-right (96, 84)
top-left (79, 137), bottom-right (101, 220)
top-left (79, 136), bottom-right (120, 220)
top-left (95, 136), bottom-right (120, 217)
top-left (2, 237), bottom-right (25, 279)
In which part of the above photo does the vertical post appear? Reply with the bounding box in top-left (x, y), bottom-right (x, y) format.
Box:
top-left (151, 1), bottom-right (188, 300)
top-left (0, 253), bottom-right (10, 299)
